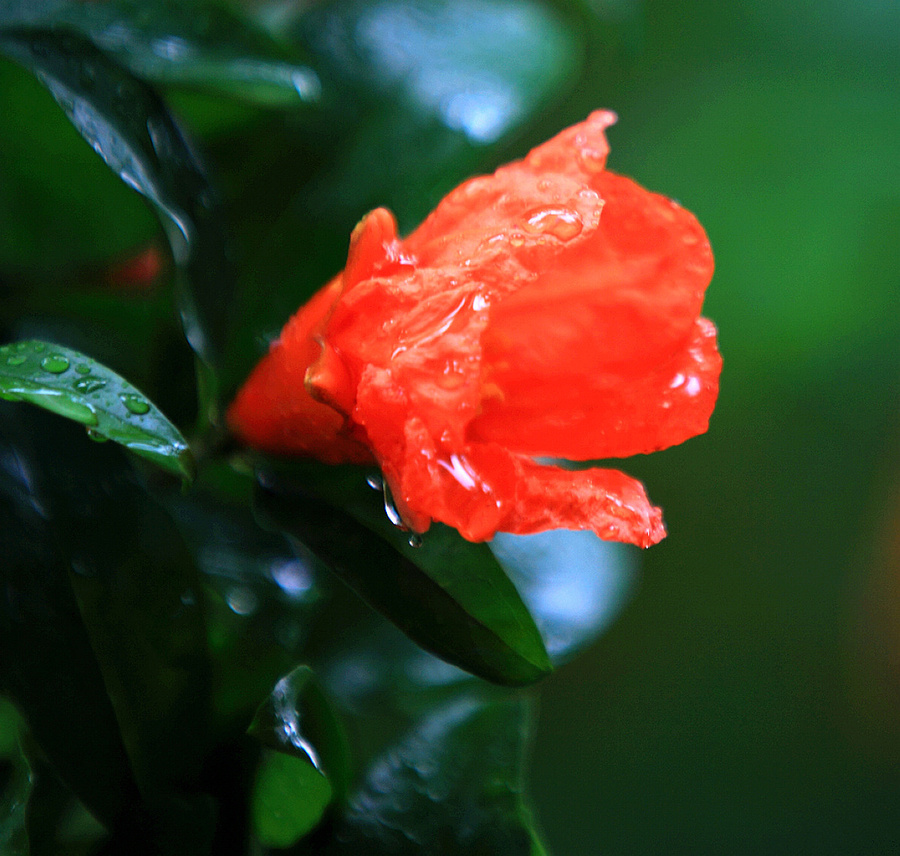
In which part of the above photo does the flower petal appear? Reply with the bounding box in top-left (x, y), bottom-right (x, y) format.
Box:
top-left (470, 317), bottom-right (721, 459)
top-left (227, 277), bottom-right (374, 464)
top-left (377, 419), bottom-right (664, 547)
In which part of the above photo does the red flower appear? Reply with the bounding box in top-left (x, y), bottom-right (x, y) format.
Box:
top-left (229, 111), bottom-right (720, 547)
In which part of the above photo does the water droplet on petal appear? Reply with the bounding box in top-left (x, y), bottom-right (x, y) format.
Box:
top-left (75, 364), bottom-right (91, 375)
top-left (578, 147), bottom-right (607, 173)
top-left (33, 343), bottom-right (44, 352)
top-left (6, 355), bottom-right (26, 367)
top-left (86, 428), bottom-right (108, 443)
top-left (120, 393), bottom-right (150, 415)
top-left (522, 207), bottom-right (583, 241)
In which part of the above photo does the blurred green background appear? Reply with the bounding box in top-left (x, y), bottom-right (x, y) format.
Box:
top-left (1, 0), bottom-right (899, 853)
top-left (532, 1), bottom-right (900, 853)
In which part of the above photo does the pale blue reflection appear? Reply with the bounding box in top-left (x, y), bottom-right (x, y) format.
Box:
top-left (490, 530), bottom-right (638, 663)
top-left (352, 0), bottom-right (572, 143)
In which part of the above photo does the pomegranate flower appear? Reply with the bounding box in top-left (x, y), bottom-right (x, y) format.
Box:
top-left (229, 111), bottom-right (720, 547)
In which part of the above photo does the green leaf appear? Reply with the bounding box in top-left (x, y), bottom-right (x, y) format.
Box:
top-left (168, 496), bottom-right (324, 727)
top-left (0, 742), bottom-right (32, 856)
top-left (336, 694), bottom-right (547, 855)
top-left (252, 751), bottom-right (332, 849)
top-left (0, 340), bottom-right (194, 479)
top-left (0, 55), bottom-right (157, 274)
top-left (0, 28), bottom-right (234, 370)
top-left (1, 404), bottom-right (215, 850)
top-left (248, 666), bottom-right (353, 848)
top-left (0, 407), bottom-right (145, 831)
top-left (255, 464), bottom-right (551, 686)
top-left (248, 666), bottom-right (352, 801)
top-left (0, 0), bottom-right (324, 108)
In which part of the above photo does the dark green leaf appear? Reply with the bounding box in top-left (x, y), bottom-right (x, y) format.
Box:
top-left (248, 665), bottom-right (351, 800)
top-left (491, 530), bottom-right (638, 664)
top-left (42, 447), bottom-right (212, 806)
top-left (0, 742), bottom-right (32, 856)
top-left (168, 496), bottom-right (323, 727)
top-left (0, 406), bottom-right (144, 831)
top-left (255, 464), bottom-right (551, 686)
top-left (0, 0), bottom-right (323, 107)
top-left (247, 666), bottom-right (353, 848)
top-left (336, 694), bottom-right (547, 855)
top-left (0, 340), bottom-right (194, 479)
top-left (252, 751), bottom-right (332, 849)
top-left (0, 29), bottom-right (234, 370)
top-left (0, 56), bottom-right (157, 274)
top-left (3, 405), bottom-right (215, 850)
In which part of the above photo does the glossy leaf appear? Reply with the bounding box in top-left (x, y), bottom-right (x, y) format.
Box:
top-left (491, 530), bottom-right (638, 664)
top-left (38, 445), bottom-right (211, 810)
top-left (0, 340), bottom-right (194, 479)
top-left (0, 28), bottom-right (233, 369)
top-left (0, 406), bottom-right (144, 831)
top-left (0, 0), bottom-right (323, 107)
top-left (248, 666), bottom-right (351, 797)
top-left (256, 463), bottom-right (552, 686)
top-left (336, 694), bottom-right (547, 855)
top-left (0, 55), bottom-right (157, 274)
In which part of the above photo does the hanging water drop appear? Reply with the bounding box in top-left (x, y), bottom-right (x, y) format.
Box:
top-left (120, 393), bottom-right (150, 415)
top-left (40, 354), bottom-right (70, 373)
top-left (366, 473), bottom-right (383, 491)
top-left (381, 481), bottom-right (406, 529)
top-left (408, 533), bottom-right (423, 548)
top-left (86, 428), bottom-right (108, 443)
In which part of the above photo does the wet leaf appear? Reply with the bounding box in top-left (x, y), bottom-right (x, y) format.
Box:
top-left (248, 666), bottom-right (351, 799)
top-left (0, 340), bottom-right (193, 479)
top-left (2, 404), bottom-right (215, 848)
top-left (0, 406), bottom-right (145, 831)
top-left (0, 55), bottom-right (157, 274)
top-left (336, 694), bottom-right (547, 855)
top-left (0, 0), bottom-right (323, 107)
top-left (256, 464), bottom-right (551, 686)
top-left (0, 28), bottom-right (234, 369)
